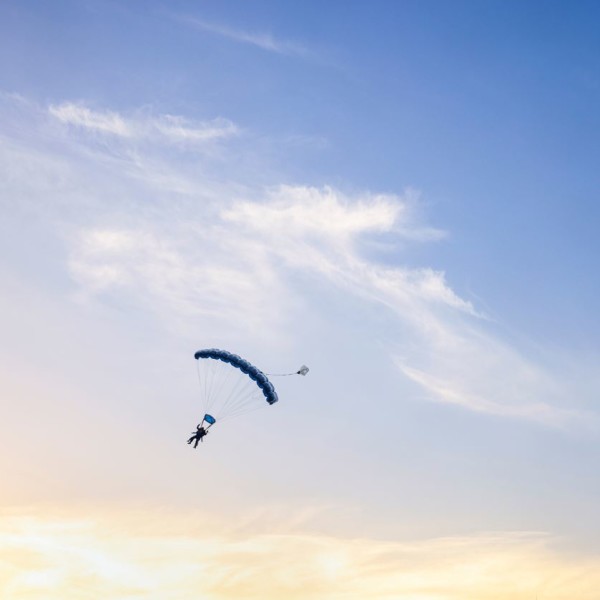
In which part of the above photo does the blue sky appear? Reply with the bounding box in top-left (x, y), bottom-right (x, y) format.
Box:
top-left (1, 1), bottom-right (600, 598)
top-left (4, 0), bottom-right (600, 344)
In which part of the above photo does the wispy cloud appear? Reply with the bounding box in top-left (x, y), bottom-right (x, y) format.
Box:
top-left (65, 182), bottom-right (593, 428)
top-left (68, 226), bottom-right (289, 339)
top-left (1, 509), bottom-right (599, 600)
top-left (399, 363), bottom-right (586, 427)
top-left (49, 102), bottom-right (238, 144)
top-left (49, 103), bottom-right (134, 137)
top-left (2, 95), bottom-right (598, 430)
top-left (176, 15), bottom-right (309, 57)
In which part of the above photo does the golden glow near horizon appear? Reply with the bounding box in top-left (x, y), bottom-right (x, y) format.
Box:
top-left (1, 508), bottom-right (599, 599)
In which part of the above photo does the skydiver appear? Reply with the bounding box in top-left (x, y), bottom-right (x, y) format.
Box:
top-left (187, 425), bottom-right (208, 448)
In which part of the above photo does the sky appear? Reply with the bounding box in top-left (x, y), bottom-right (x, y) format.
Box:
top-left (1, 1), bottom-right (600, 598)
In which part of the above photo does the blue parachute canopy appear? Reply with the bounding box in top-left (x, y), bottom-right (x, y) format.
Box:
top-left (203, 413), bottom-right (216, 425)
top-left (194, 348), bottom-right (278, 405)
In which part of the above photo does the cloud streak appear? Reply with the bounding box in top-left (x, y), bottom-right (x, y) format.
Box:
top-left (49, 102), bottom-right (238, 144)
top-left (177, 15), bottom-right (309, 57)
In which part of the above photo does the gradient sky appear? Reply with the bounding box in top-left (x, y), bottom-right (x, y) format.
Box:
top-left (1, 1), bottom-right (600, 598)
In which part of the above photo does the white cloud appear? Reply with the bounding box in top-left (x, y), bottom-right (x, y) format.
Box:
top-left (220, 185), bottom-right (472, 317)
top-left (398, 363), bottom-right (586, 427)
top-left (65, 183), bottom-right (466, 340)
top-left (49, 102), bottom-right (238, 145)
top-left (223, 185), bottom-right (438, 240)
top-left (49, 103), bottom-right (134, 137)
top-left (68, 226), bottom-right (290, 338)
top-left (154, 114), bottom-right (238, 143)
top-left (177, 16), bottom-right (309, 57)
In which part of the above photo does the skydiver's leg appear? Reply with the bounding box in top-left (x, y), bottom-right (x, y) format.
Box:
top-left (193, 438), bottom-right (199, 448)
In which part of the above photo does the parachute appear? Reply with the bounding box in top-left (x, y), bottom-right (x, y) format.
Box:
top-left (193, 348), bottom-right (308, 427)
